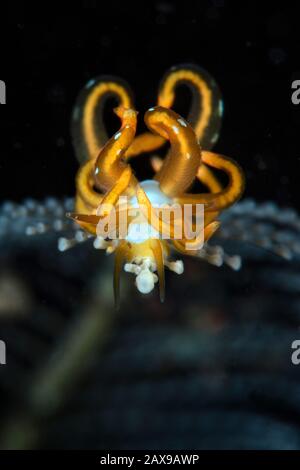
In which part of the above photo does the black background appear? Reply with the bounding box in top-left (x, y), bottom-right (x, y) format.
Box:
top-left (1, 1), bottom-right (300, 209)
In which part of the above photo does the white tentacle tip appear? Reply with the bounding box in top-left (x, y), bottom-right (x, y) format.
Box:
top-left (225, 255), bottom-right (242, 271)
top-left (124, 257), bottom-right (159, 294)
top-left (136, 269), bottom-right (156, 294)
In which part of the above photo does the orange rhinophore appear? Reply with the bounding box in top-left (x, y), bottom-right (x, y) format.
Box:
top-left (69, 64), bottom-right (245, 306)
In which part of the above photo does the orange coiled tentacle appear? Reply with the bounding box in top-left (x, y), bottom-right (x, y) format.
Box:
top-left (94, 106), bottom-right (138, 196)
top-left (175, 151), bottom-right (245, 212)
top-left (75, 159), bottom-right (103, 213)
top-left (144, 106), bottom-right (201, 198)
top-left (158, 64), bottom-right (223, 149)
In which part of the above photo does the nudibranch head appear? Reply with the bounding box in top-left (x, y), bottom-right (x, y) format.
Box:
top-left (127, 180), bottom-right (171, 239)
top-left (70, 65), bottom-right (245, 305)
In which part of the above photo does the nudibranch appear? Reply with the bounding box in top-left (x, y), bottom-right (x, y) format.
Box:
top-left (69, 64), bottom-right (245, 305)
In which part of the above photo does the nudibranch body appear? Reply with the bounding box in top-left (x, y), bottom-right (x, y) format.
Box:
top-left (69, 65), bottom-right (245, 305)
